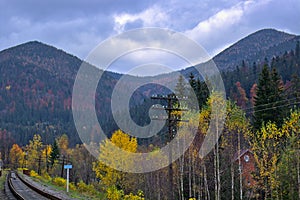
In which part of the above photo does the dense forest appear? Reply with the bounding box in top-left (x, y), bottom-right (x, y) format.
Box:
top-left (0, 29), bottom-right (299, 150)
top-left (3, 40), bottom-right (300, 200)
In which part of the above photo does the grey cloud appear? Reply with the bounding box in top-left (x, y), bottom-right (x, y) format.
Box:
top-left (0, 0), bottom-right (299, 71)
top-left (1, 0), bottom-right (157, 21)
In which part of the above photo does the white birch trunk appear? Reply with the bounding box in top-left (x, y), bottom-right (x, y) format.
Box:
top-left (297, 149), bottom-right (300, 200)
top-left (214, 146), bottom-right (218, 200)
top-left (189, 149), bottom-right (192, 198)
top-left (204, 163), bottom-right (210, 200)
top-left (238, 131), bottom-right (243, 200)
top-left (231, 163), bottom-right (235, 200)
top-left (157, 173), bottom-right (161, 200)
top-left (193, 154), bottom-right (196, 198)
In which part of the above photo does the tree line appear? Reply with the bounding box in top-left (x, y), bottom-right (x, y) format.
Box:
top-left (3, 41), bottom-right (300, 199)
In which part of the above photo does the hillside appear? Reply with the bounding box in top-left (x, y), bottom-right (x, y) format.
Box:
top-left (212, 28), bottom-right (298, 70)
top-left (0, 28), bottom-right (299, 148)
top-left (0, 41), bottom-right (168, 147)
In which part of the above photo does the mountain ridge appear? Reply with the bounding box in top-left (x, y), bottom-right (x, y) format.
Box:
top-left (1, 28), bottom-right (298, 76)
top-left (207, 28), bottom-right (297, 70)
top-left (0, 28), bottom-right (299, 146)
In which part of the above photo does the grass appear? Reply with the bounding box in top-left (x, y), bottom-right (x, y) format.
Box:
top-left (0, 170), bottom-right (8, 190)
top-left (18, 170), bottom-right (105, 200)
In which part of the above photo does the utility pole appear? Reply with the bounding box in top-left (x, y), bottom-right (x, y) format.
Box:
top-left (151, 94), bottom-right (188, 200)
top-left (59, 155), bottom-right (71, 178)
top-left (45, 125), bottom-right (49, 173)
top-left (40, 122), bottom-right (51, 173)
top-left (60, 155), bottom-right (65, 178)
top-left (37, 154), bottom-right (42, 175)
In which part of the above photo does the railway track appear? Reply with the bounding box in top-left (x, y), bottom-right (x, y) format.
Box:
top-left (7, 171), bottom-right (61, 200)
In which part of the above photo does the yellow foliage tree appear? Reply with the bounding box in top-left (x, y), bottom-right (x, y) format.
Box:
top-left (9, 144), bottom-right (24, 169)
top-left (57, 134), bottom-right (69, 156)
top-left (26, 134), bottom-right (43, 173)
top-left (93, 130), bottom-right (138, 193)
top-left (222, 101), bottom-right (249, 200)
top-left (248, 122), bottom-right (284, 199)
top-left (279, 110), bottom-right (300, 199)
top-left (201, 92), bottom-right (226, 200)
top-left (42, 144), bottom-right (52, 173)
top-left (42, 145), bottom-right (52, 158)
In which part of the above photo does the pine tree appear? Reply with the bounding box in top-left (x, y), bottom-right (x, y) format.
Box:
top-left (270, 67), bottom-right (286, 121)
top-left (296, 41), bottom-right (300, 59)
top-left (189, 73), bottom-right (196, 89)
top-left (289, 74), bottom-right (300, 108)
top-left (252, 62), bottom-right (257, 77)
top-left (254, 64), bottom-right (272, 129)
top-left (188, 73), bottom-right (198, 110)
top-left (175, 74), bottom-right (186, 98)
top-left (253, 64), bottom-right (285, 129)
top-left (50, 140), bottom-right (60, 167)
top-left (187, 73), bottom-right (209, 111)
top-left (196, 78), bottom-right (209, 109)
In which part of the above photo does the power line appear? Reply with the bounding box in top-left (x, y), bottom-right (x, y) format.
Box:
top-left (151, 94), bottom-right (188, 200)
top-left (246, 101), bottom-right (300, 114)
top-left (243, 97), bottom-right (298, 111)
top-left (236, 96), bottom-right (300, 114)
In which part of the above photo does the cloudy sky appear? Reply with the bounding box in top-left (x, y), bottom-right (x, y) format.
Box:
top-left (1, 0), bottom-right (299, 74)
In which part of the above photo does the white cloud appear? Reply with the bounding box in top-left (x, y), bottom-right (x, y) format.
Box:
top-left (184, 0), bottom-right (273, 56)
top-left (185, 1), bottom-right (248, 41)
top-left (85, 29), bottom-right (212, 76)
top-left (1, 0), bottom-right (299, 75)
top-left (113, 5), bottom-right (169, 33)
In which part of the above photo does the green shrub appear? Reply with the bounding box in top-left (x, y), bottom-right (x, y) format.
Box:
top-left (52, 176), bottom-right (76, 191)
top-left (30, 170), bottom-right (40, 178)
top-left (106, 186), bottom-right (144, 200)
top-left (77, 180), bottom-right (97, 195)
top-left (77, 180), bottom-right (89, 192)
top-left (124, 190), bottom-right (144, 200)
top-left (52, 177), bottom-right (66, 187)
top-left (106, 186), bottom-right (124, 200)
top-left (41, 172), bottom-right (52, 181)
top-left (69, 182), bottom-right (76, 191)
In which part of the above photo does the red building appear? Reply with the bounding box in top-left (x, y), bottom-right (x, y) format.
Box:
top-left (233, 149), bottom-right (256, 188)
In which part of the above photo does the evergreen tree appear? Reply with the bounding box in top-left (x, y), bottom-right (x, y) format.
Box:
top-left (270, 67), bottom-right (287, 119)
top-left (175, 74), bottom-right (186, 98)
top-left (186, 73), bottom-right (209, 111)
top-left (284, 74), bottom-right (300, 112)
top-left (252, 62), bottom-right (257, 77)
top-left (296, 41), bottom-right (300, 59)
top-left (196, 78), bottom-right (209, 109)
top-left (290, 74), bottom-right (300, 106)
top-left (50, 140), bottom-right (60, 167)
top-left (254, 64), bottom-right (272, 129)
top-left (253, 64), bottom-right (285, 129)
top-left (189, 73), bottom-right (196, 89)
top-left (188, 73), bottom-right (198, 110)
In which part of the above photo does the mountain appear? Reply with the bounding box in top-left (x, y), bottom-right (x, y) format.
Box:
top-left (0, 29), bottom-right (299, 147)
top-left (212, 28), bottom-right (298, 70)
top-left (0, 41), bottom-right (81, 145)
top-left (0, 41), bottom-right (82, 80)
top-left (0, 41), bottom-right (169, 147)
